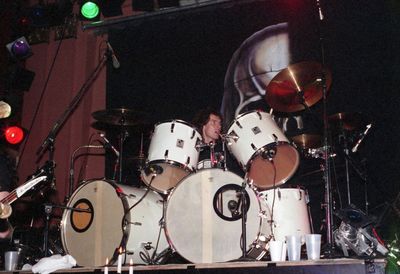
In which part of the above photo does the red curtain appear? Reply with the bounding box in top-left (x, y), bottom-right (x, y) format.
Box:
top-left (17, 25), bottom-right (106, 205)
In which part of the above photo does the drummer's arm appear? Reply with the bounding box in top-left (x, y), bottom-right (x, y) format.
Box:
top-left (0, 191), bottom-right (12, 239)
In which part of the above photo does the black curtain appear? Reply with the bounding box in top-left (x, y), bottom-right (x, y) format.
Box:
top-left (105, 0), bottom-right (399, 238)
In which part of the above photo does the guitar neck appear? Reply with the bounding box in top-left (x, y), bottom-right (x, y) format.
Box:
top-left (1, 175), bottom-right (48, 205)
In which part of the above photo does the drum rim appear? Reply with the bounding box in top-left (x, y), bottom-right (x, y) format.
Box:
top-left (245, 142), bottom-right (300, 189)
top-left (153, 119), bottom-right (202, 134)
top-left (140, 160), bottom-right (193, 194)
top-left (60, 179), bottom-right (130, 266)
top-left (227, 110), bottom-right (270, 131)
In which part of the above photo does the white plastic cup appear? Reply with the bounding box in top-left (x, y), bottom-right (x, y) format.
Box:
top-left (269, 240), bottom-right (284, 261)
top-left (305, 234), bottom-right (322, 260)
top-left (286, 235), bottom-right (302, 261)
top-left (4, 251), bottom-right (19, 271)
top-left (281, 243), bottom-right (287, 261)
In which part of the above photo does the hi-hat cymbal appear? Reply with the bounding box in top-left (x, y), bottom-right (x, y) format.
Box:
top-left (328, 112), bottom-right (371, 131)
top-left (265, 61), bottom-right (332, 112)
top-left (292, 134), bottom-right (322, 149)
top-left (92, 108), bottom-right (147, 126)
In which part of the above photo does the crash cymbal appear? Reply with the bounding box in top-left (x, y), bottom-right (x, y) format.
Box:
top-left (265, 61), bottom-right (332, 112)
top-left (328, 112), bottom-right (371, 131)
top-left (292, 134), bottom-right (322, 149)
top-left (92, 108), bottom-right (147, 126)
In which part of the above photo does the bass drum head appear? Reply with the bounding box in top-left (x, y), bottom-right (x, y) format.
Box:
top-left (165, 169), bottom-right (262, 263)
top-left (61, 180), bottom-right (125, 267)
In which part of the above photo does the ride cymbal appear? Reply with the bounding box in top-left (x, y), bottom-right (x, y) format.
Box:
top-left (328, 112), bottom-right (371, 132)
top-left (92, 108), bottom-right (148, 126)
top-left (266, 61), bottom-right (332, 112)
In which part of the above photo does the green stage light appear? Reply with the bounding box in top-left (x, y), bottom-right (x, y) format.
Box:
top-left (80, 1), bottom-right (100, 20)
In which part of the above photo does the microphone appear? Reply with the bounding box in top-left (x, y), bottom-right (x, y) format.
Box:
top-left (106, 41), bottom-right (120, 69)
top-left (99, 133), bottom-right (120, 157)
top-left (261, 146), bottom-right (276, 161)
top-left (351, 124), bottom-right (372, 153)
top-left (228, 200), bottom-right (239, 216)
top-left (261, 134), bottom-right (278, 160)
top-left (219, 133), bottom-right (239, 140)
top-left (195, 142), bottom-right (210, 149)
top-left (144, 165), bottom-right (163, 176)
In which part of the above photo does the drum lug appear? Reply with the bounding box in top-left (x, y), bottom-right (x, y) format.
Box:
top-left (259, 210), bottom-right (268, 219)
top-left (235, 120), bottom-right (243, 129)
top-left (277, 188), bottom-right (281, 200)
top-left (256, 111), bottom-right (262, 120)
top-left (186, 157), bottom-right (190, 166)
top-left (191, 130), bottom-right (196, 139)
top-left (164, 149), bottom-right (169, 159)
top-left (297, 188), bottom-right (302, 201)
top-left (170, 122), bottom-right (175, 133)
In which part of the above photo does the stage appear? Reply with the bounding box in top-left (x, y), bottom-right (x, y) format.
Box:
top-left (2, 258), bottom-right (386, 274)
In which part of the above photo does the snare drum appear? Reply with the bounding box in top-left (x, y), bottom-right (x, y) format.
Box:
top-left (259, 187), bottom-right (311, 242)
top-left (227, 111), bottom-right (299, 189)
top-left (141, 120), bottom-right (202, 193)
top-left (164, 169), bottom-right (271, 263)
top-left (61, 180), bottom-right (169, 267)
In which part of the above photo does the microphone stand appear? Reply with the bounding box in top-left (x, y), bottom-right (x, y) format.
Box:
top-left (235, 178), bottom-right (253, 261)
top-left (36, 52), bottom-right (108, 203)
top-left (43, 203), bottom-right (92, 257)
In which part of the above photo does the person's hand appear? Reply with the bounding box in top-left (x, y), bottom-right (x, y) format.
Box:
top-left (0, 191), bottom-right (12, 239)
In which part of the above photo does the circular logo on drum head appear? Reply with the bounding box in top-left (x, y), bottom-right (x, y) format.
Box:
top-left (70, 199), bottom-right (94, 233)
top-left (213, 184), bottom-right (250, 221)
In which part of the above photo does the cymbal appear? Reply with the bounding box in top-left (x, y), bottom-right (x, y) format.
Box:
top-left (265, 61), bottom-right (332, 112)
top-left (92, 108), bottom-right (147, 126)
top-left (328, 112), bottom-right (371, 131)
top-left (292, 134), bottom-right (322, 149)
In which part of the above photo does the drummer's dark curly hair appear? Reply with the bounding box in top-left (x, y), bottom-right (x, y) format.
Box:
top-left (192, 107), bottom-right (222, 133)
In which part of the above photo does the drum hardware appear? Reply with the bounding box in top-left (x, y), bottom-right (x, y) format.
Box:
top-left (328, 113), bottom-right (372, 212)
top-left (68, 143), bottom-right (105, 200)
top-left (92, 108), bottom-right (149, 184)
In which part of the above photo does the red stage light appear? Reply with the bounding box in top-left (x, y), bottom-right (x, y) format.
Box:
top-left (5, 126), bottom-right (24, 145)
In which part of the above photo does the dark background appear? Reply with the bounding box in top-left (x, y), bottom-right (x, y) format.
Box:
top-left (105, 0), bottom-right (400, 240)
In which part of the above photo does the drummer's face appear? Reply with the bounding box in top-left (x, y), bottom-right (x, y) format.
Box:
top-left (202, 114), bottom-right (222, 143)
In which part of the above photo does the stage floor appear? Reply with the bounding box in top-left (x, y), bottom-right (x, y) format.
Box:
top-left (2, 258), bottom-right (386, 274)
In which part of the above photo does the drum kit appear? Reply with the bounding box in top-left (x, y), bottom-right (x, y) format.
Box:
top-left (59, 61), bottom-right (372, 266)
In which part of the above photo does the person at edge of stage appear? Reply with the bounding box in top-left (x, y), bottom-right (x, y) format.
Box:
top-left (192, 107), bottom-right (243, 176)
top-left (0, 145), bottom-right (17, 253)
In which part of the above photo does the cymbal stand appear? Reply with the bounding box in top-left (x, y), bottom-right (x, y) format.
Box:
top-left (117, 121), bottom-right (129, 184)
top-left (315, 0), bottom-right (337, 256)
top-left (339, 129), bottom-right (352, 205)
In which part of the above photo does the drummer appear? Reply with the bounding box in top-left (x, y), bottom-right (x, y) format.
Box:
top-left (192, 107), bottom-right (243, 176)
